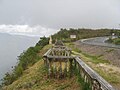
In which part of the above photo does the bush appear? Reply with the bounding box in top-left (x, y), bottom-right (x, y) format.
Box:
top-left (107, 37), bottom-right (113, 43)
top-left (114, 38), bottom-right (120, 45)
top-left (36, 36), bottom-right (49, 47)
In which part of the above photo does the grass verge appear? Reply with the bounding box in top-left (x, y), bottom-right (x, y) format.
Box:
top-left (66, 43), bottom-right (120, 85)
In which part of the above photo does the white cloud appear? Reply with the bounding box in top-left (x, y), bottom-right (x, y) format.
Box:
top-left (0, 24), bottom-right (58, 37)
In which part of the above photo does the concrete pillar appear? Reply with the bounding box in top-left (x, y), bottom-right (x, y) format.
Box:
top-left (49, 35), bottom-right (52, 44)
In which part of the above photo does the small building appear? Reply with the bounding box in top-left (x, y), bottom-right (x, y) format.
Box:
top-left (112, 33), bottom-right (115, 36)
top-left (70, 35), bottom-right (76, 39)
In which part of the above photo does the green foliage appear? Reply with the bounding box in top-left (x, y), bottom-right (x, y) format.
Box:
top-left (0, 85), bottom-right (1, 89)
top-left (2, 73), bottom-right (15, 85)
top-left (17, 46), bottom-right (41, 70)
top-left (107, 37), bottom-right (120, 45)
top-left (2, 36), bottom-right (49, 86)
top-left (2, 46), bottom-right (41, 86)
top-left (14, 66), bottom-right (23, 77)
top-left (109, 30), bottom-right (120, 38)
top-left (52, 28), bottom-right (113, 43)
top-left (81, 53), bottom-right (109, 64)
top-left (75, 68), bottom-right (91, 90)
top-left (107, 37), bottom-right (113, 43)
top-left (36, 36), bottom-right (49, 47)
top-left (115, 31), bottom-right (120, 38)
top-left (113, 38), bottom-right (120, 45)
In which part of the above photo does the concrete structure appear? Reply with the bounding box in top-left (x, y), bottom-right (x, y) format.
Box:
top-left (70, 35), bottom-right (76, 39)
top-left (49, 36), bottom-right (52, 44)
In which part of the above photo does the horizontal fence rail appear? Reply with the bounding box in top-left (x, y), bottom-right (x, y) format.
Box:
top-left (43, 49), bottom-right (52, 57)
top-left (47, 55), bottom-right (74, 59)
top-left (75, 57), bottom-right (115, 90)
top-left (43, 40), bottom-right (115, 90)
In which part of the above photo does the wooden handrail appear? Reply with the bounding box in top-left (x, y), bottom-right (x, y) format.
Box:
top-left (43, 41), bottom-right (115, 90)
top-left (75, 57), bottom-right (115, 90)
top-left (43, 49), bottom-right (52, 57)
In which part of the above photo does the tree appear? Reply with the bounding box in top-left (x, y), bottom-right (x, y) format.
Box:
top-left (36, 36), bottom-right (49, 47)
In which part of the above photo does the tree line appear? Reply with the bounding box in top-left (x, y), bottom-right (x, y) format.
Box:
top-left (51, 28), bottom-right (118, 42)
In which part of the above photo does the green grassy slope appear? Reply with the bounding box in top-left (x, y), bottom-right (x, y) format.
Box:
top-left (109, 38), bottom-right (120, 45)
top-left (66, 43), bottom-right (120, 89)
top-left (3, 45), bottom-right (81, 90)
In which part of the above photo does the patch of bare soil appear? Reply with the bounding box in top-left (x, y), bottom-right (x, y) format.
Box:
top-left (75, 41), bottom-right (120, 67)
top-left (74, 41), bottom-right (120, 90)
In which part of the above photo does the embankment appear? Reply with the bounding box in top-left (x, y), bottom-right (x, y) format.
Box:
top-left (75, 41), bottom-right (120, 67)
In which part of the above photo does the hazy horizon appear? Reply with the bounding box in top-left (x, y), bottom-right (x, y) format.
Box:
top-left (0, 33), bottom-right (39, 83)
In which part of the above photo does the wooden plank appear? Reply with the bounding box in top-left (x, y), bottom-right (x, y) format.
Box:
top-left (47, 55), bottom-right (74, 59)
top-left (54, 40), bottom-right (65, 46)
top-left (52, 59), bottom-right (68, 62)
top-left (53, 46), bottom-right (66, 49)
top-left (43, 49), bottom-right (52, 57)
top-left (75, 57), bottom-right (115, 90)
top-left (52, 48), bottom-right (71, 51)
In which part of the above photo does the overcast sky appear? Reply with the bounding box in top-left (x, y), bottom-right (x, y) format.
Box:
top-left (0, 0), bottom-right (120, 36)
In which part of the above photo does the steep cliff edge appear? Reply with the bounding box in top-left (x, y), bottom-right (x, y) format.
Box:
top-left (2, 45), bottom-right (81, 90)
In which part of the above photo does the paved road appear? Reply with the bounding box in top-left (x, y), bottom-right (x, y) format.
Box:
top-left (80, 37), bottom-right (120, 49)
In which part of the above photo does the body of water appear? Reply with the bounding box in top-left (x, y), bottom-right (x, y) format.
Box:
top-left (0, 33), bottom-right (39, 84)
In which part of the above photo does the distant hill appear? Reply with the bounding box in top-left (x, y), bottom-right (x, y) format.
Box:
top-left (51, 28), bottom-right (118, 42)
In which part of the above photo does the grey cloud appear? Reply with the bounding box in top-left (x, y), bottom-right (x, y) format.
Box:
top-left (0, 0), bottom-right (120, 29)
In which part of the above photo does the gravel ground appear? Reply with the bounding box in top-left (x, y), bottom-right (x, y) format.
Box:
top-left (75, 41), bottom-right (120, 67)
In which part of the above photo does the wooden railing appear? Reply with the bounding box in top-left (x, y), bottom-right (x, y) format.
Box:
top-left (43, 40), bottom-right (115, 90)
top-left (74, 57), bottom-right (115, 90)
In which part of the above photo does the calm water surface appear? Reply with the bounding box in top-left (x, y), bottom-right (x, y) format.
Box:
top-left (0, 33), bottom-right (39, 84)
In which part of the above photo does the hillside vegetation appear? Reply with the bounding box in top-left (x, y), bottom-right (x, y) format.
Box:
top-left (2, 28), bottom-right (119, 90)
top-left (1, 37), bottom-right (49, 86)
top-left (51, 28), bottom-right (114, 42)
top-left (3, 45), bottom-right (81, 90)
top-left (107, 37), bottom-right (120, 45)
top-left (106, 30), bottom-right (120, 45)
top-left (66, 43), bottom-right (120, 89)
